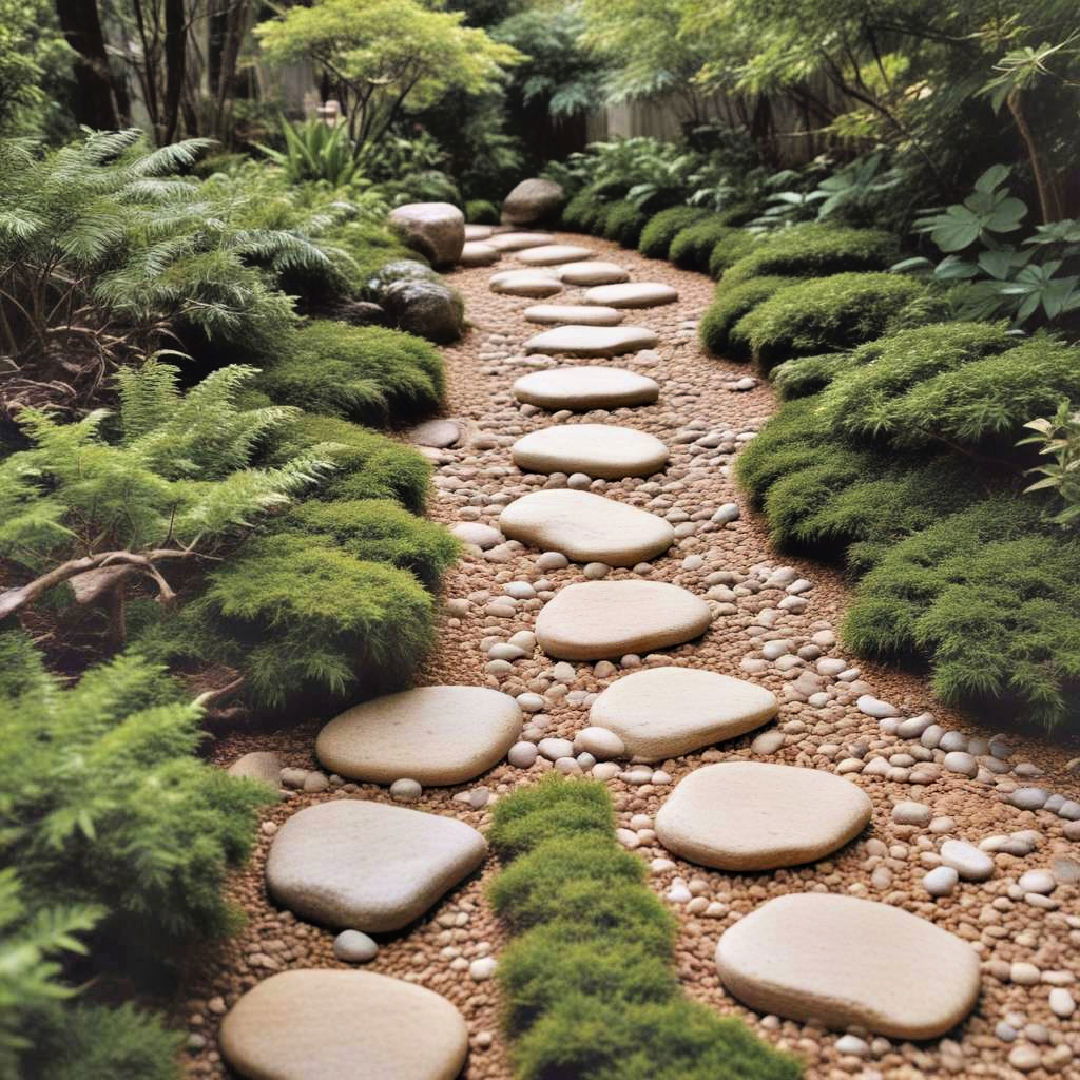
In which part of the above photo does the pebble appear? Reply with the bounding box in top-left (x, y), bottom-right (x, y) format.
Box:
top-left (923, 866), bottom-right (959, 897)
top-left (332, 930), bottom-right (379, 963)
top-left (389, 778), bottom-right (422, 802)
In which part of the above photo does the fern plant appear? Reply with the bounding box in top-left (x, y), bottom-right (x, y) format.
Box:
top-left (256, 117), bottom-right (361, 186)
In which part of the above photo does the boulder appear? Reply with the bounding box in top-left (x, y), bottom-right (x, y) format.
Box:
top-left (388, 202), bottom-right (465, 268)
top-left (501, 178), bottom-right (565, 226)
top-left (381, 280), bottom-right (464, 344)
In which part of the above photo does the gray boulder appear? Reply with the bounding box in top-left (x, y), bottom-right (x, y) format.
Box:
top-left (388, 202), bottom-right (465, 267)
top-left (382, 280), bottom-right (464, 344)
top-left (502, 178), bottom-right (565, 226)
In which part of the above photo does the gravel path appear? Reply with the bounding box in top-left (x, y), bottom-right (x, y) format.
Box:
top-left (181, 232), bottom-right (1080, 1079)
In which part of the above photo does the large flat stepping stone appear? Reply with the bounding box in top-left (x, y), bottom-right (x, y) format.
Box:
top-left (590, 668), bottom-right (778, 761)
top-left (458, 241), bottom-right (500, 267)
top-left (464, 223), bottom-right (495, 241)
top-left (266, 800), bottom-right (485, 931)
top-left (316, 686), bottom-right (522, 785)
top-left (535, 580), bottom-right (712, 660)
top-left (513, 424), bottom-right (668, 479)
top-left (584, 282), bottom-right (679, 308)
top-left (499, 489), bottom-right (674, 566)
top-left (513, 366), bottom-right (659, 410)
top-left (714, 893), bottom-right (981, 1038)
top-left (517, 244), bottom-right (596, 266)
top-left (220, 969), bottom-right (468, 1080)
top-left (524, 325), bottom-right (659, 357)
top-left (523, 304), bottom-right (625, 326)
top-left (489, 269), bottom-right (562, 297)
top-left (557, 261), bottom-right (631, 285)
top-left (655, 762), bottom-right (871, 870)
top-left (487, 231), bottom-right (555, 251)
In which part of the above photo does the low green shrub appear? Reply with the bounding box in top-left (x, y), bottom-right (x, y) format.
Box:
top-left (257, 321), bottom-right (444, 425)
top-left (488, 774), bottom-right (614, 859)
top-left (707, 230), bottom-right (759, 279)
top-left (699, 276), bottom-right (798, 359)
top-left (466, 198), bottom-right (500, 224)
top-left (637, 206), bottom-right (710, 259)
top-left (669, 219), bottom-right (742, 273)
top-left (723, 224), bottom-right (900, 285)
top-left (733, 272), bottom-right (926, 369)
top-left (562, 189), bottom-right (606, 233)
top-left (601, 199), bottom-right (648, 247)
top-left (771, 351), bottom-right (855, 399)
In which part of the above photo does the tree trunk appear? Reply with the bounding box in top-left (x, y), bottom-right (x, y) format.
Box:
top-left (54, 0), bottom-right (119, 130)
top-left (163, 0), bottom-right (187, 143)
top-left (1007, 90), bottom-right (1064, 224)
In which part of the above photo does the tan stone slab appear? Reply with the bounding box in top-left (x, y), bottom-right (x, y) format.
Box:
top-left (517, 244), bottom-right (597, 266)
top-left (523, 304), bottom-right (625, 326)
top-left (714, 893), bottom-right (982, 1038)
top-left (265, 801), bottom-right (485, 931)
top-left (523, 325), bottom-right (659, 357)
top-left (556, 261), bottom-right (631, 285)
top-left (458, 241), bottom-right (500, 267)
top-left (513, 366), bottom-right (659, 410)
top-left (655, 762), bottom-right (871, 870)
top-left (499, 489), bottom-right (674, 566)
top-left (584, 282), bottom-right (679, 308)
top-left (591, 668), bottom-right (778, 761)
top-left (535, 580), bottom-right (712, 660)
top-left (487, 231), bottom-right (556, 251)
top-left (316, 686), bottom-right (522, 785)
top-left (464, 224), bottom-right (494, 241)
top-left (489, 269), bottom-right (563, 297)
top-left (220, 969), bottom-right (468, 1080)
top-left (512, 424), bottom-right (669, 479)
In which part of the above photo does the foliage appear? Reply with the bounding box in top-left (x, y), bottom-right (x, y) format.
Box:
top-left (562, 189), bottom-right (607, 233)
top-left (1019, 402), bottom-right (1080, 526)
top-left (0, 0), bottom-right (71, 139)
top-left (699, 276), bottom-right (798, 360)
top-left (256, 117), bottom-right (361, 187)
top-left (669, 220), bottom-right (748, 274)
top-left (357, 130), bottom-right (462, 206)
top-left (706, 229), bottom-right (759, 279)
top-left (466, 198), bottom-right (500, 224)
top-left (637, 206), bottom-right (709, 259)
top-left (723, 225), bottom-right (900, 284)
top-left (600, 200), bottom-right (648, 247)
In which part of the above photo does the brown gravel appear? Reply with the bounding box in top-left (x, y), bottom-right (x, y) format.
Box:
top-left (179, 232), bottom-right (1080, 1080)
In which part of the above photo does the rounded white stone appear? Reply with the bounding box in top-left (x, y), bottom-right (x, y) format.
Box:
top-left (583, 282), bottom-right (678, 308)
top-left (513, 366), bottom-right (659, 410)
top-left (333, 929), bottom-right (379, 963)
top-left (517, 244), bottom-right (596, 266)
top-left (573, 726), bottom-right (626, 760)
top-left (940, 839), bottom-right (995, 882)
top-left (486, 231), bottom-right (555, 251)
top-left (523, 325), bottom-right (659, 357)
top-left (489, 269), bottom-right (562, 297)
top-left (522, 304), bottom-right (625, 326)
top-left (556, 261), bottom-right (630, 285)
top-left (923, 866), bottom-right (959, 896)
top-left (512, 424), bottom-right (669, 480)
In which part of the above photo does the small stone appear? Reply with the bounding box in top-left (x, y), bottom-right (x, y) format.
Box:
top-left (469, 957), bottom-right (498, 981)
top-left (333, 930), bottom-right (379, 964)
top-left (1049, 988), bottom-right (1076, 1018)
top-left (943, 752), bottom-right (978, 778)
top-left (390, 778), bottom-right (422, 802)
top-left (923, 866), bottom-right (959, 897)
top-left (892, 802), bottom-right (932, 827)
top-left (507, 741), bottom-right (538, 768)
top-left (856, 695), bottom-right (899, 718)
top-left (1017, 869), bottom-right (1055, 894)
top-left (573, 727), bottom-right (626, 760)
top-left (940, 840), bottom-right (994, 882)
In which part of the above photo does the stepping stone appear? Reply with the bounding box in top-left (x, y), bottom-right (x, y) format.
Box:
top-left (590, 668), bottom-right (778, 761)
top-left (489, 269), bottom-right (562, 297)
top-left (458, 241), bottom-right (500, 267)
top-left (556, 261), bottom-right (631, 286)
top-left (487, 231), bottom-right (555, 251)
top-left (513, 424), bottom-right (669, 479)
top-left (513, 366), bottom-right (659, 410)
top-left (464, 224), bottom-right (495, 241)
top-left (523, 304), bottom-right (625, 326)
top-left (227, 751), bottom-right (283, 790)
top-left (409, 418), bottom-right (461, 448)
top-left (535, 580), bottom-right (712, 661)
top-left (220, 969), bottom-right (468, 1080)
top-left (714, 893), bottom-right (981, 1039)
top-left (499, 489), bottom-right (674, 566)
top-left (518, 244), bottom-right (596, 266)
top-left (584, 282), bottom-right (678, 308)
top-left (655, 762), bottom-right (871, 870)
top-left (265, 800), bottom-right (485, 931)
top-left (316, 686), bottom-right (522, 785)
top-left (524, 325), bottom-right (659, 357)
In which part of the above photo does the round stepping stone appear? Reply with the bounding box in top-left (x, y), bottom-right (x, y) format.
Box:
top-left (523, 325), bottom-right (659, 357)
top-left (590, 668), bottom-right (778, 761)
top-left (409, 418), bottom-right (461, 448)
top-left (487, 231), bottom-right (555, 251)
top-left (266, 800), bottom-right (485, 931)
top-left (517, 244), bottom-right (596, 266)
top-left (556, 261), bottom-right (631, 285)
top-left (523, 304), bottom-right (625, 326)
top-left (535, 580), bottom-right (712, 660)
top-left (220, 969), bottom-right (468, 1080)
top-left (464, 223), bottom-right (494, 241)
top-left (655, 762), bottom-right (871, 870)
top-left (584, 282), bottom-right (679, 308)
top-left (499, 489), bottom-right (674, 566)
top-left (489, 269), bottom-right (562, 297)
top-left (458, 241), bottom-right (500, 267)
top-left (513, 424), bottom-right (669, 479)
top-left (714, 893), bottom-right (981, 1039)
top-left (315, 686), bottom-right (522, 785)
top-left (513, 366), bottom-right (659, 410)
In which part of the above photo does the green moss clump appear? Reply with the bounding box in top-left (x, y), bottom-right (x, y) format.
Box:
top-left (707, 230), bottom-right (759, 279)
top-left (699, 276), bottom-right (798, 360)
top-left (669, 220), bottom-right (743, 273)
top-left (601, 199), bottom-right (648, 247)
top-left (637, 206), bottom-right (710, 259)
top-left (771, 351), bottom-right (856, 399)
top-left (466, 198), bottom-right (499, 224)
top-left (722, 224), bottom-right (900, 284)
top-left (562, 189), bottom-right (607, 233)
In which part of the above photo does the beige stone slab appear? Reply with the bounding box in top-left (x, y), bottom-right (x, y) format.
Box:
top-left (464, 224), bottom-right (494, 241)
top-left (513, 366), bottom-right (659, 410)
top-left (458, 241), bottom-right (500, 267)
top-left (655, 762), bottom-right (871, 870)
top-left (517, 244), bottom-right (597, 266)
top-left (535, 580), bottom-right (712, 660)
top-left (556, 261), bottom-right (631, 285)
top-left (523, 325), bottom-right (659, 357)
top-left (512, 424), bottom-right (669, 479)
top-left (522, 304), bottom-right (625, 326)
top-left (584, 282), bottom-right (679, 308)
top-left (487, 231), bottom-right (556, 251)
top-left (316, 686), bottom-right (522, 786)
top-left (714, 893), bottom-right (982, 1038)
top-left (591, 668), bottom-right (777, 761)
top-left (499, 489), bottom-right (674, 566)
top-left (489, 269), bottom-right (563, 297)
top-left (220, 969), bottom-right (468, 1080)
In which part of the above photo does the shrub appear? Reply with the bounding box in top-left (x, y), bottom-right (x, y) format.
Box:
top-left (600, 200), bottom-right (648, 247)
top-left (699, 276), bottom-right (798, 360)
top-left (722, 224), bottom-right (900, 284)
top-left (466, 198), bottom-right (500, 224)
top-left (637, 206), bottom-right (709, 259)
top-left (733, 272), bottom-right (926, 369)
top-left (562, 189), bottom-right (606, 233)
top-left (489, 774), bottom-right (615, 859)
top-left (771, 352), bottom-right (855, 399)
top-left (707, 230), bottom-right (758, 279)
top-left (257, 321), bottom-right (444, 425)
top-left (669, 219), bottom-right (742, 273)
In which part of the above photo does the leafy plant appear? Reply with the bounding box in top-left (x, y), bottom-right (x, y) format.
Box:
top-left (256, 117), bottom-right (360, 187)
top-left (913, 165), bottom-right (1027, 252)
top-left (637, 206), bottom-right (709, 258)
top-left (1019, 401), bottom-right (1080, 526)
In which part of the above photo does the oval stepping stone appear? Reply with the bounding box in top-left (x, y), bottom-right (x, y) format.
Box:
top-left (458, 241), bottom-right (500, 267)
top-left (513, 424), bottom-right (668, 479)
top-left (487, 231), bottom-right (555, 251)
top-left (316, 686), bottom-right (522, 785)
top-left (513, 366), bottom-right (659, 410)
top-left (590, 668), bottom-right (778, 761)
top-left (584, 282), bottom-right (678, 308)
top-left (523, 304), bottom-right (625, 326)
top-left (556, 261), bottom-right (631, 285)
top-left (499, 489), bottom-right (674, 566)
top-left (535, 580), bottom-right (711, 660)
top-left (517, 244), bottom-right (596, 266)
top-left (464, 223), bottom-right (495, 241)
top-left (489, 269), bottom-right (562, 297)
top-left (266, 800), bottom-right (485, 931)
top-left (524, 325), bottom-right (659, 357)
top-left (714, 893), bottom-right (981, 1038)
top-left (220, 969), bottom-right (468, 1080)
top-left (655, 762), bottom-right (871, 870)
